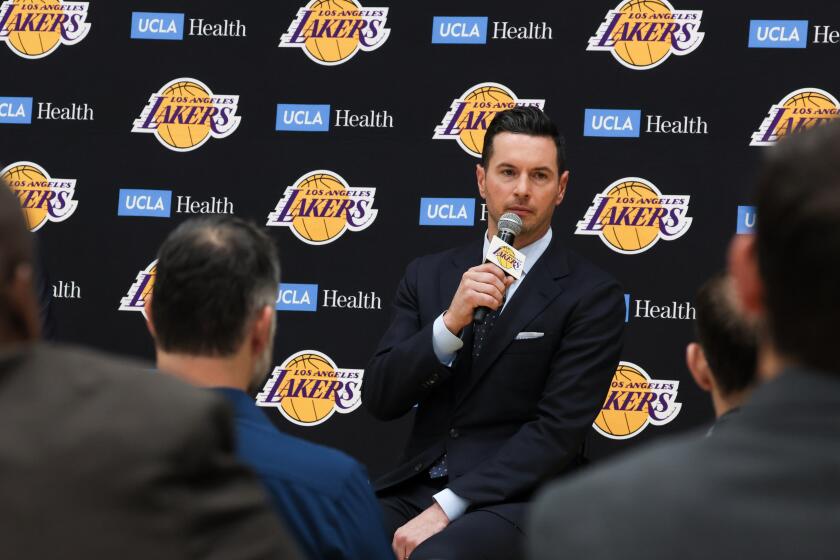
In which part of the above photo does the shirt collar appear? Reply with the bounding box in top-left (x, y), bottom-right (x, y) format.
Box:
top-left (482, 227), bottom-right (553, 277)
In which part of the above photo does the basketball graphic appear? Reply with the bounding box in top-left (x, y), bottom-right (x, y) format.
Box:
top-left (0, 0), bottom-right (91, 59)
top-left (132, 78), bottom-right (241, 152)
top-left (256, 350), bottom-right (365, 427)
top-left (751, 88), bottom-right (840, 146)
top-left (267, 170), bottom-right (378, 246)
top-left (575, 177), bottom-right (692, 255)
top-left (279, 0), bottom-right (390, 66)
top-left (587, 0), bottom-right (704, 70)
top-left (292, 173), bottom-right (351, 243)
top-left (155, 81), bottom-right (213, 150)
top-left (119, 261), bottom-right (157, 319)
top-left (595, 363), bottom-right (652, 439)
top-left (434, 82), bottom-right (546, 157)
top-left (1, 161), bottom-right (78, 232)
top-left (600, 180), bottom-right (663, 253)
top-left (594, 361), bottom-right (682, 440)
top-left (279, 353), bottom-right (338, 424)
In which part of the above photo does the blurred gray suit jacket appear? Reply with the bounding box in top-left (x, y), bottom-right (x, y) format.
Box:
top-left (0, 344), bottom-right (302, 560)
top-left (528, 368), bottom-right (840, 560)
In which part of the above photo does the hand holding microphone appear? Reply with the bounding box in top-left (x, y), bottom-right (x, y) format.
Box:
top-left (442, 213), bottom-right (524, 335)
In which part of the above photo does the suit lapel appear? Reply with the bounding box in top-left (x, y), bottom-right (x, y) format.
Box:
top-left (458, 237), bottom-right (570, 402)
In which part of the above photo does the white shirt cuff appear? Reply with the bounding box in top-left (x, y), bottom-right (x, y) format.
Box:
top-left (433, 488), bottom-right (470, 522)
top-left (432, 312), bottom-right (463, 366)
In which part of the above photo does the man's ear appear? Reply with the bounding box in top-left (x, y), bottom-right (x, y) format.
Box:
top-left (143, 295), bottom-right (157, 340)
top-left (556, 170), bottom-right (569, 206)
top-left (728, 235), bottom-right (764, 317)
top-left (686, 342), bottom-right (713, 392)
top-left (251, 306), bottom-right (274, 354)
top-left (476, 164), bottom-right (487, 200)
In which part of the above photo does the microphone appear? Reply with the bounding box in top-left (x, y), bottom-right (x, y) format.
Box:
top-left (474, 212), bottom-right (523, 322)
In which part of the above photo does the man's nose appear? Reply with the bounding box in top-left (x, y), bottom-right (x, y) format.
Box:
top-left (512, 175), bottom-right (530, 197)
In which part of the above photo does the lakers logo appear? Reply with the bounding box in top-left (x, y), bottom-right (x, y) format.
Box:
top-left (587, 0), bottom-right (703, 70)
top-left (594, 361), bottom-right (682, 440)
top-left (575, 177), bottom-right (692, 255)
top-left (132, 78), bottom-right (241, 152)
top-left (279, 0), bottom-right (389, 66)
top-left (750, 88), bottom-right (840, 147)
top-left (119, 260), bottom-right (156, 319)
top-left (0, 0), bottom-right (90, 59)
top-left (256, 350), bottom-right (364, 427)
top-left (493, 246), bottom-right (520, 271)
top-left (266, 170), bottom-right (377, 245)
top-left (2, 161), bottom-right (78, 232)
top-left (434, 82), bottom-right (545, 158)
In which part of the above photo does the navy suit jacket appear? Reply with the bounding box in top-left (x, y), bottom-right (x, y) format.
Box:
top-left (214, 388), bottom-right (392, 560)
top-left (363, 235), bottom-right (625, 527)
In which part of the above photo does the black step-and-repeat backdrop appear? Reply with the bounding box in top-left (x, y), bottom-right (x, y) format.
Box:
top-left (2, 0), bottom-right (837, 477)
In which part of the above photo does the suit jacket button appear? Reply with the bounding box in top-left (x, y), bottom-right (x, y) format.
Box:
top-left (449, 428), bottom-right (460, 439)
top-left (414, 463), bottom-right (423, 472)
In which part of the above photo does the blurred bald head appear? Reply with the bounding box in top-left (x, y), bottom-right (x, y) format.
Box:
top-left (0, 180), bottom-right (39, 344)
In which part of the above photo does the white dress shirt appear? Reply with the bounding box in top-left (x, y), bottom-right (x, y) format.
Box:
top-left (430, 228), bottom-right (553, 521)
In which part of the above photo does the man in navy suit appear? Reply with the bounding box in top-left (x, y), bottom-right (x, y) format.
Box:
top-left (364, 107), bottom-right (626, 560)
top-left (144, 216), bottom-right (393, 560)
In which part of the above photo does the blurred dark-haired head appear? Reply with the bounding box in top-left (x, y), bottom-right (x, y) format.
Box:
top-left (730, 119), bottom-right (840, 375)
top-left (694, 272), bottom-right (758, 395)
top-left (149, 216), bottom-right (280, 357)
top-left (0, 179), bottom-right (39, 343)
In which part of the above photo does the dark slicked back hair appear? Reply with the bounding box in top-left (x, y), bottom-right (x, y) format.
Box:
top-left (755, 119), bottom-right (840, 374)
top-left (481, 106), bottom-right (567, 173)
top-left (152, 216), bottom-right (280, 356)
top-left (695, 272), bottom-right (757, 394)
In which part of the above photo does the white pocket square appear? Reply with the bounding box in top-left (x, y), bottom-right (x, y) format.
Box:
top-left (515, 331), bottom-right (544, 340)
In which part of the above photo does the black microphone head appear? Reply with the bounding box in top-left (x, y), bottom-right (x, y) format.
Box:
top-left (497, 213), bottom-right (523, 237)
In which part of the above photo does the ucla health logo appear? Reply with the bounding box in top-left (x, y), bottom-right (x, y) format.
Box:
top-left (432, 16), bottom-right (487, 44)
top-left (118, 189), bottom-right (172, 218)
top-left (276, 104), bottom-right (330, 131)
top-left (132, 78), bottom-right (241, 152)
top-left (750, 88), bottom-right (839, 146)
top-left (419, 198), bottom-right (475, 226)
top-left (276, 283), bottom-right (319, 312)
top-left (2, 161), bottom-right (77, 232)
top-left (279, 0), bottom-right (389, 66)
top-left (434, 82), bottom-right (545, 158)
top-left (0, 96), bottom-right (31, 123)
top-left (584, 108), bottom-right (641, 138)
top-left (576, 177), bottom-right (692, 254)
top-left (594, 361), bottom-right (682, 440)
top-left (267, 170), bottom-right (377, 245)
top-left (119, 260), bottom-right (156, 319)
top-left (587, 0), bottom-right (703, 70)
top-left (131, 12), bottom-right (184, 40)
top-left (256, 350), bottom-right (364, 427)
top-left (748, 20), bottom-right (807, 48)
top-left (0, 0), bottom-right (90, 59)
top-left (737, 206), bottom-right (756, 234)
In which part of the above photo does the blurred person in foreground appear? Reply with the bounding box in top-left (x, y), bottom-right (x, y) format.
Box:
top-left (145, 215), bottom-right (393, 560)
top-left (528, 119), bottom-right (840, 560)
top-left (0, 181), bottom-right (299, 559)
top-left (686, 271), bottom-right (758, 433)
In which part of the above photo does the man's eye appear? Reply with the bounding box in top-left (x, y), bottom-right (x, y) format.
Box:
top-left (502, 169), bottom-right (514, 176)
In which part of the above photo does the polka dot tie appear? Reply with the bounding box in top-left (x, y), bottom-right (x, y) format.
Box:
top-left (472, 307), bottom-right (500, 359)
